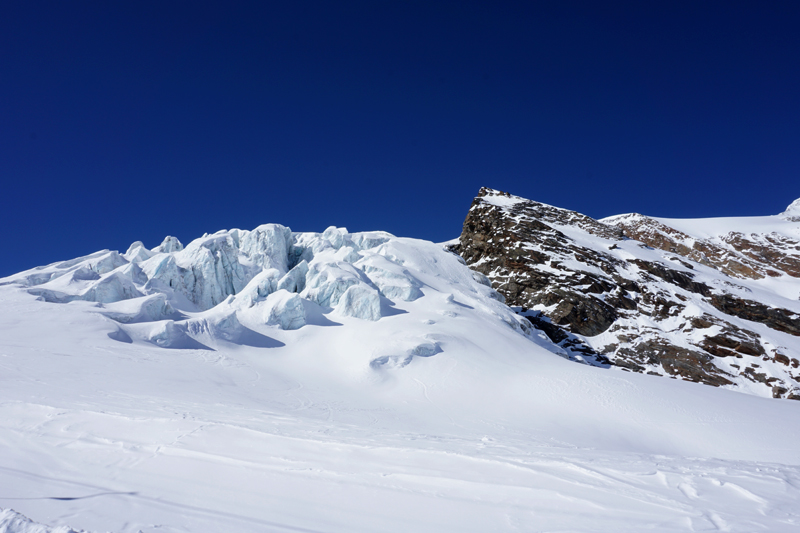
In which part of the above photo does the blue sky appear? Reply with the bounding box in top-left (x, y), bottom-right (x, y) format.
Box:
top-left (2, 1), bottom-right (800, 276)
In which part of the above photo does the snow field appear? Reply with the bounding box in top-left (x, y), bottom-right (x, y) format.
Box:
top-left (1, 227), bottom-right (799, 531)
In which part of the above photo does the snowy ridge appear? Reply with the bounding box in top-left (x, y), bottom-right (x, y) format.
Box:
top-left (781, 197), bottom-right (800, 221)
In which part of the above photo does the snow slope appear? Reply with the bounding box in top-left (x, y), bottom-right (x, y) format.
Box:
top-left (1, 226), bottom-right (800, 532)
top-left (649, 209), bottom-right (800, 303)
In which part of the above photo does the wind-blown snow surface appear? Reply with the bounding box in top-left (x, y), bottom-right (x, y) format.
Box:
top-left (1, 226), bottom-right (800, 532)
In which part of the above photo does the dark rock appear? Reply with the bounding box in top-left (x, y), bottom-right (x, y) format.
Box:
top-left (629, 259), bottom-right (711, 296)
top-left (708, 294), bottom-right (800, 337)
top-left (773, 385), bottom-right (789, 398)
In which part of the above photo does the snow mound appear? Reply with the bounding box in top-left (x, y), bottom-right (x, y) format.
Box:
top-left (0, 508), bottom-right (86, 533)
top-left (152, 235), bottom-right (183, 253)
top-left (100, 293), bottom-right (177, 323)
top-left (124, 241), bottom-right (154, 262)
top-left (147, 320), bottom-right (209, 349)
top-left (370, 340), bottom-right (442, 368)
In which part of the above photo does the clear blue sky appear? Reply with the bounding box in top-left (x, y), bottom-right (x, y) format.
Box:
top-left (2, 1), bottom-right (799, 276)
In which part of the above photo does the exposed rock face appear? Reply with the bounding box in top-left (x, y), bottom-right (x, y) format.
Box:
top-left (455, 187), bottom-right (800, 399)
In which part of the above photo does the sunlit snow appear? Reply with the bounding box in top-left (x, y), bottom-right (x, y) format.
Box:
top-left (1, 225), bottom-right (799, 532)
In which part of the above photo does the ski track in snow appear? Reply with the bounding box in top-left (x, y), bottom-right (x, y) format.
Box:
top-left (1, 229), bottom-right (799, 532)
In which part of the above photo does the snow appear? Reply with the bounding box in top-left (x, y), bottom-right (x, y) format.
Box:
top-left (2, 224), bottom-right (800, 532)
top-left (334, 283), bottom-right (381, 320)
top-left (602, 199), bottom-right (800, 241)
top-left (481, 194), bottom-right (525, 207)
top-left (276, 260), bottom-right (308, 293)
top-left (601, 206), bottom-right (800, 326)
top-left (0, 509), bottom-right (85, 533)
top-left (123, 241), bottom-right (154, 263)
top-left (782, 197), bottom-right (800, 217)
top-left (151, 235), bottom-right (183, 253)
top-left (653, 214), bottom-right (800, 241)
top-left (258, 289), bottom-right (307, 329)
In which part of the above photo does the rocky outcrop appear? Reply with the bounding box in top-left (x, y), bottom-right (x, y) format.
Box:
top-left (605, 214), bottom-right (800, 280)
top-left (456, 187), bottom-right (800, 400)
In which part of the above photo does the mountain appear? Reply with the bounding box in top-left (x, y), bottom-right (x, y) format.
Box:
top-left (455, 187), bottom-right (800, 399)
top-left (2, 213), bottom-right (800, 532)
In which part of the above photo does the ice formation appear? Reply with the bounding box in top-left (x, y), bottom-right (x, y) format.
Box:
top-left (335, 283), bottom-right (381, 321)
top-left (4, 224), bottom-right (533, 349)
top-left (260, 290), bottom-right (306, 330)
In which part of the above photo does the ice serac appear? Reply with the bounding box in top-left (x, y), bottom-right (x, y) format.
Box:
top-left (82, 272), bottom-right (143, 303)
top-left (147, 320), bottom-right (201, 349)
top-left (152, 236), bottom-right (184, 253)
top-left (261, 290), bottom-right (306, 330)
top-left (176, 233), bottom-right (250, 310)
top-left (4, 217), bottom-right (543, 369)
top-left (335, 284), bottom-right (381, 321)
top-left (302, 262), bottom-right (364, 308)
top-left (360, 253), bottom-right (423, 302)
top-left (239, 224), bottom-right (293, 273)
top-left (124, 241), bottom-right (154, 263)
top-left (322, 226), bottom-right (346, 249)
top-left (455, 187), bottom-right (800, 399)
top-left (88, 251), bottom-right (129, 275)
top-left (276, 260), bottom-right (309, 293)
top-left (101, 293), bottom-right (176, 323)
top-left (236, 268), bottom-right (282, 306)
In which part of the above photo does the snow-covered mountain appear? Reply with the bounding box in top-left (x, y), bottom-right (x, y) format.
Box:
top-left (1, 210), bottom-right (800, 532)
top-left (455, 187), bottom-right (800, 400)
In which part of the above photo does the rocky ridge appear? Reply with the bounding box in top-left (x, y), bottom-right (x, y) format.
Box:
top-left (454, 187), bottom-right (800, 399)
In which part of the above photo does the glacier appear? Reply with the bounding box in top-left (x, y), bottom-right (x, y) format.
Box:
top-left (1, 223), bottom-right (530, 358)
top-left (9, 224), bottom-right (505, 328)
